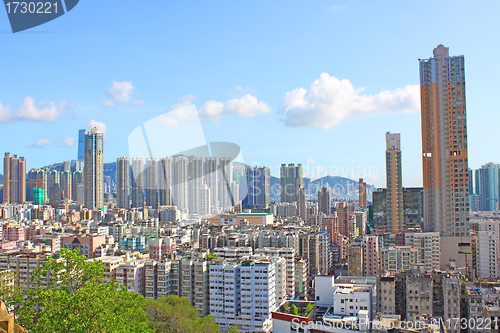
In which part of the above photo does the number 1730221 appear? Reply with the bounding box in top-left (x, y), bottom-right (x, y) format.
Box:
top-left (5, 2), bottom-right (58, 14)
top-left (446, 317), bottom-right (499, 330)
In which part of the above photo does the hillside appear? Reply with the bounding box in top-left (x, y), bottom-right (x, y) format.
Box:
top-left (270, 175), bottom-right (374, 199)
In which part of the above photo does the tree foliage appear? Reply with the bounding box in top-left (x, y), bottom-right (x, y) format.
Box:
top-left (289, 304), bottom-right (299, 315)
top-left (7, 249), bottom-right (152, 333)
top-left (204, 253), bottom-right (218, 260)
top-left (146, 295), bottom-right (219, 333)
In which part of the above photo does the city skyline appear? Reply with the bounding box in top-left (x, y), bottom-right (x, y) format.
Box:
top-left (1, 1), bottom-right (500, 189)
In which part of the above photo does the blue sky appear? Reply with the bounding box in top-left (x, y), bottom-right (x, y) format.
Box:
top-left (1, 0), bottom-right (499, 188)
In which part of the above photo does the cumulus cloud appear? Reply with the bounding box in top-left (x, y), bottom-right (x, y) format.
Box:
top-left (158, 94), bottom-right (270, 128)
top-left (0, 97), bottom-right (74, 124)
top-left (87, 120), bottom-right (107, 135)
top-left (306, 157), bottom-right (316, 164)
top-left (30, 138), bottom-right (51, 148)
top-left (64, 138), bottom-right (74, 148)
top-left (199, 94), bottom-right (271, 122)
top-left (280, 73), bottom-right (420, 130)
top-left (103, 81), bottom-right (144, 106)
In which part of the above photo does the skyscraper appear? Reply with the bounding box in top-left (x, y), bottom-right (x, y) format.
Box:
top-left (116, 157), bottom-right (130, 209)
top-left (27, 168), bottom-right (47, 202)
top-left (244, 166), bottom-right (271, 210)
top-left (78, 129), bottom-right (86, 162)
top-left (358, 178), bottom-right (367, 207)
top-left (205, 157), bottom-right (218, 211)
top-left (188, 156), bottom-right (203, 214)
top-left (385, 132), bottom-right (403, 233)
top-left (84, 127), bottom-right (104, 210)
top-left (2, 153), bottom-right (26, 204)
top-left (60, 170), bottom-right (72, 201)
top-left (318, 186), bottom-right (330, 215)
top-left (280, 163), bottom-right (303, 203)
top-left (419, 45), bottom-right (469, 236)
top-left (173, 156), bottom-right (189, 211)
top-left (218, 157), bottom-right (233, 211)
top-left (145, 157), bottom-right (159, 209)
top-left (72, 170), bottom-right (83, 203)
top-left (159, 156), bottom-right (173, 206)
top-left (476, 163), bottom-right (500, 211)
top-left (131, 157), bottom-right (144, 208)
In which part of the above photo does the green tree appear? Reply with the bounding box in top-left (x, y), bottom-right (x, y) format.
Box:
top-left (205, 253), bottom-right (218, 260)
top-left (12, 249), bottom-right (152, 333)
top-left (289, 304), bottom-right (299, 315)
top-left (146, 295), bottom-right (219, 333)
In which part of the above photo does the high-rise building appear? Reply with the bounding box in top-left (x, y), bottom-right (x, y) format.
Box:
top-left (62, 160), bottom-right (71, 172)
top-left (77, 129), bottom-right (86, 162)
top-left (2, 153), bottom-right (26, 204)
top-left (72, 171), bottom-right (83, 203)
top-left (145, 157), bottom-right (158, 209)
top-left (204, 157), bottom-right (218, 211)
top-left (173, 156), bottom-right (188, 211)
top-left (419, 44), bottom-right (469, 236)
top-left (131, 157), bottom-right (144, 208)
top-left (244, 166), bottom-right (270, 210)
top-left (385, 132), bottom-right (403, 233)
top-left (27, 168), bottom-right (47, 202)
top-left (84, 127), bottom-right (104, 210)
top-left (116, 157), bottom-right (130, 209)
top-left (280, 163), bottom-right (303, 203)
top-left (218, 157), bottom-right (233, 211)
top-left (358, 178), bottom-right (367, 207)
top-left (468, 168), bottom-right (474, 195)
top-left (405, 232), bottom-right (441, 273)
top-left (318, 186), bottom-right (330, 215)
top-left (159, 156), bottom-right (173, 206)
top-left (188, 156), bottom-right (203, 214)
top-left (60, 170), bottom-right (72, 201)
top-left (476, 163), bottom-right (500, 211)
top-left (297, 187), bottom-right (307, 221)
top-left (49, 182), bottom-right (61, 208)
top-left (362, 235), bottom-right (380, 276)
top-left (476, 220), bottom-right (500, 279)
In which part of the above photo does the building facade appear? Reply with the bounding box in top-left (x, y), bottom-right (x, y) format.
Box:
top-left (419, 44), bottom-right (470, 236)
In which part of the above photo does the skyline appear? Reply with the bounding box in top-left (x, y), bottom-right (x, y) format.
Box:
top-left (1, 1), bottom-right (500, 188)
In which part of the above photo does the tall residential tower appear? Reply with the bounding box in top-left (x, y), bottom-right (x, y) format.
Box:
top-left (419, 45), bottom-right (469, 236)
top-left (385, 132), bottom-right (403, 233)
top-left (84, 128), bottom-right (104, 210)
top-left (116, 157), bottom-right (130, 209)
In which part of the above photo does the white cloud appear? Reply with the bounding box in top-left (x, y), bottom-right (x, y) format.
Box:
top-left (87, 120), bottom-right (107, 135)
top-left (159, 94), bottom-right (270, 127)
top-left (103, 81), bottom-right (144, 106)
top-left (28, 138), bottom-right (51, 148)
top-left (331, 4), bottom-right (346, 10)
top-left (280, 73), bottom-right (420, 130)
top-left (64, 138), bottom-right (74, 148)
top-left (306, 157), bottom-right (316, 164)
top-left (0, 97), bottom-right (73, 124)
top-left (199, 94), bottom-right (271, 122)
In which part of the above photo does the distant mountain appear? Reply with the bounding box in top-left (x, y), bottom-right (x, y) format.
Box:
top-left (270, 175), bottom-right (374, 200)
top-left (310, 175), bottom-right (375, 197)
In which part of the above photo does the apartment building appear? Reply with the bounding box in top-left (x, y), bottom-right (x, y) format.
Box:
top-left (116, 260), bottom-right (146, 295)
top-left (210, 258), bottom-right (276, 332)
top-left (255, 247), bottom-right (295, 297)
top-left (380, 246), bottom-right (420, 273)
top-left (405, 232), bottom-right (440, 272)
